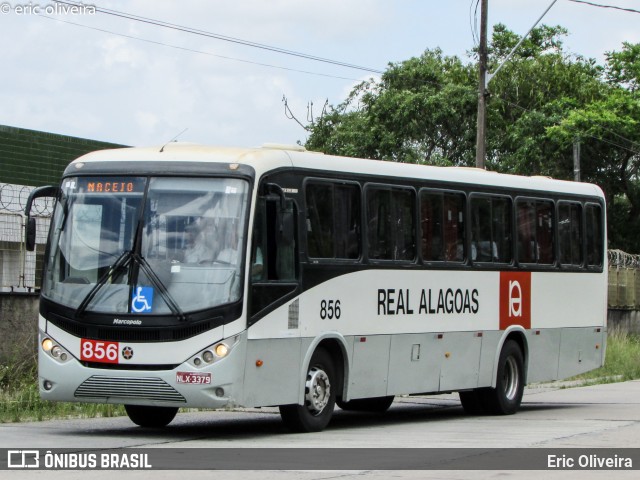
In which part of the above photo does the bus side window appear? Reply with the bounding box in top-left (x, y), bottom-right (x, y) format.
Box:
top-left (471, 196), bottom-right (512, 264)
top-left (421, 190), bottom-right (465, 262)
top-left (516, 199), bottom-right (554, 265)
top-left (366, 186), bottom-right (415, 261)
top-left (585, 203), bottom-right (603, 268)
top-left (305, 182), bottom-right (361, 260)
top-left (558, 202), bottom-right (583, 266)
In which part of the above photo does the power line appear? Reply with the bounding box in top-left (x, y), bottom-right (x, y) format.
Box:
top-left (567, 0), bottom-right (640, 15)
top-left (469, 0), bottom-right (480, 47)
top-left (53, 1), bottom-right (385, 74)
top-left (38, 14), bottom-right (363, 82)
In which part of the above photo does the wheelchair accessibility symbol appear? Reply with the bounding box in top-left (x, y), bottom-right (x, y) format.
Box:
top-left (131, 286), bottom-right (154, 313)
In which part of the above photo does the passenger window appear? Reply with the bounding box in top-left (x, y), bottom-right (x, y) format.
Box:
top-left (558, 202), bottom-right (583, 266)
top-left (517, 199), bottom-right (554, 265)
top-left (421, 190), bottom-right (465, 262)
top-left (366, 186), bottom-right (416, 261)
top-left (586, 204), bottom-right (604, 267)
top-left (470, 196), bottom-right (512, 263)
top-left (306, 182), bottom-right (360, 259)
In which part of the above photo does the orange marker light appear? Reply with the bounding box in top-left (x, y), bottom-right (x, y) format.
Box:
top-left (256, 360), bottom-right (263, 367)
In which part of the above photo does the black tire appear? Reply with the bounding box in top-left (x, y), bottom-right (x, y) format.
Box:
top-left (481, 340), bottom-right (525, 415)
top-left (459, 389), bottom-right (488, 415)
top-left (124, 405), bottom-right (178, 428)
top-left (279, 348), bottom-right (336, 432)
top-left (337, 396), bottom-right (394, 413)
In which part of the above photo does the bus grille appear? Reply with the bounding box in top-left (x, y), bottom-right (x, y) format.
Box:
top-left (74, 375), bottom-right (186, 403)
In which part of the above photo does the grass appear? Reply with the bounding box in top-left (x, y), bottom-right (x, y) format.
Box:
top-left (1, 332), bottom-right (639, 423)
top-left (0, 358), bottom-right (125, 423)
top-left (571, 331), bottom-right (640, 384)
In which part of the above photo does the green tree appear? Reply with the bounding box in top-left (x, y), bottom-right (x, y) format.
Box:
top-left (306, 49), bottom-right (477, 165)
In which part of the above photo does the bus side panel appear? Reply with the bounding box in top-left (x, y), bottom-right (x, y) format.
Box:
top-left (385, 331), bottom-right (484, 396)
top-left (386, 333), bottom-right (440, 395)
top-left (242, 338), bottom-right (301, 407)
top-left (437, 332), bottom-right (482, 391)
top-left (557, 327), bottom-right (606, 379)
top-left (348, 335), bottom-right (390, 399)
top-left (525, 329), bottom-right (561, 383)
top-left (477, 330), bottom-right (502, 388)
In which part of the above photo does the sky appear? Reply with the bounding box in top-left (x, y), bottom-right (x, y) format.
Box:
top-left (0, 0), bottom-right (638, 149)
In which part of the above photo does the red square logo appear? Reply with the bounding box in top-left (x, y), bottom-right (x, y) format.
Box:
top-left (499, 271), bottom-right (531, 330)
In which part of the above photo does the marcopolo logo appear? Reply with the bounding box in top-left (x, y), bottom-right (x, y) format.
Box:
top-left (499, 271), bottom-right (531, 330)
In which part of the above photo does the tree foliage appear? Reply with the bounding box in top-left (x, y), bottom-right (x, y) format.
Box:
top-left (303, 24), bottom-right (640, 252)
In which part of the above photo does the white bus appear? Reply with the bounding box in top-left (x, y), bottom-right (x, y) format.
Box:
top-left (26, 143), bottom-right (607, 432)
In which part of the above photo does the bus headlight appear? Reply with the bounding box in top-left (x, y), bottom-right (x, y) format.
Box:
top-left (41, 337), bottom-right (70, 363)
top-left (191, 337), bottom-right (238, 368)
top-left (42, 338), bottom-right (54, 352)
top-left (203, 350), bottom-right (215, 363)
top-left (214, 343), bottom-right (229, 358)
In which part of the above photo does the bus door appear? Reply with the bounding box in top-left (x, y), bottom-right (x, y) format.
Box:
top-left (249, 186), bottom-right (298, 320)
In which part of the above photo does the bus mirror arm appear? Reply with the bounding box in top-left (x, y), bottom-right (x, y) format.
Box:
top-left (263, 183), bottom-right (286, 211)
top-left (24, 185), bottom-right (60, 252)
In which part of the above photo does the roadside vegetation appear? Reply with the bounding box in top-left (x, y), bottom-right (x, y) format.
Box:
top-left (1, 332), bottom-right (638, 423)
top-left (571, 331), bottom-right (640, 384)
top-left (0, 357), bottom-right (124, 423)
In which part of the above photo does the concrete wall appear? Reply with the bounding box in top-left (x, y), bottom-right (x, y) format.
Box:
top-left (608, 309), bottom-right (640, 335)
top-left (0, 293), bottom-right (38, 364)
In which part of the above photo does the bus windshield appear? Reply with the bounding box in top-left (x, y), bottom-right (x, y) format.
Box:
top-left (43, 176), bottom-right (249, 315)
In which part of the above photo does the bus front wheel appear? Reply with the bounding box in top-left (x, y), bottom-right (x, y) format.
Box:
top-left (279, 348), bottom-right (336, 432)
top-left (124, 405), bottom-right (178, 428)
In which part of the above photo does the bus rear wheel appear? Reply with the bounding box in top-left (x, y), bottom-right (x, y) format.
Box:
top-left (124, 405), bottom-right (178, 428)
top-left (279, 348), bottom-right (336, 432)
top-left (481, 340), bottom-right (525, 415)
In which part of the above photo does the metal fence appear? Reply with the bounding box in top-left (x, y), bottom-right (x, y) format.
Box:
top-left (0, 183), bottom-right (52, 292)
top-left (607, 249), bottom-right (640, 309)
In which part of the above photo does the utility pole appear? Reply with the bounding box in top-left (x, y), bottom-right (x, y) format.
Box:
top-left (475, 0), bottom-right (489, 169)
top-left (573, 137), bottom-right (581, 182)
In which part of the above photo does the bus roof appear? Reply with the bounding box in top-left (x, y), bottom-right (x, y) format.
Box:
top-left (70, 143), bottom-right (604, 198)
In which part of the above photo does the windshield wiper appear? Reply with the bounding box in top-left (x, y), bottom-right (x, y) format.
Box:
top-left (76, 249), bottom-right (133, 317)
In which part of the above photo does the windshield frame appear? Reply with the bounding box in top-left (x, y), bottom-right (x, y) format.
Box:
top-left (40, 166), bottom-right (255, 328)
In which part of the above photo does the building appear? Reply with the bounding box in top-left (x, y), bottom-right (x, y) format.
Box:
top-left (0, 125), bottom-right (125, 291)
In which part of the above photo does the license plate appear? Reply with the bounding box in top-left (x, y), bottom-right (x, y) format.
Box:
top-left (80, 339), bottom-right (119, 364)
top-left (176, 372), bottom-right (211, 385)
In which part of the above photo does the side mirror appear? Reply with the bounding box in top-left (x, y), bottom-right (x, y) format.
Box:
top-left (25, 217), bottom-right (37, 252)
top-left (24, 185), bottom-right (60, 251)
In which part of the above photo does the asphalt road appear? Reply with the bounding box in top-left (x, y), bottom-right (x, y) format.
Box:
top-left (2, 380), bottom-right (640, 479)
